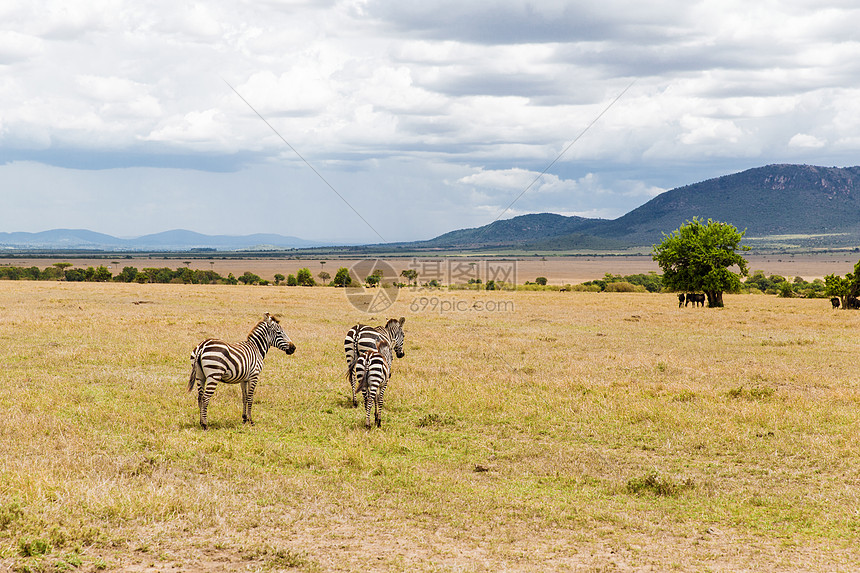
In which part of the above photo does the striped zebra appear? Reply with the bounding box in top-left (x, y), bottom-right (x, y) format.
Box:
top-left (188, 313), bottom-right (296, 430)
top-left (353, 338), bottom-right (392, 428)
top-left (344, 317), bottom-right (405, 407)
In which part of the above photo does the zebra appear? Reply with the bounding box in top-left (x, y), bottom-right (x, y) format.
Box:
top-left (353, 338), bottom-right (392, 428)
top-left (188, 313), bottom-right (296, 430)
top-left (344, 317), bottom-right (405, 407)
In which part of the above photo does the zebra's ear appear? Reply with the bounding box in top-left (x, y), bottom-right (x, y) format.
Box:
top-left (399, 317), bottom-right (405, 326)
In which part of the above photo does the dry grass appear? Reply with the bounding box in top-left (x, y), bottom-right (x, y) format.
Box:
top-left (1, 281), bottom-right (859, 572)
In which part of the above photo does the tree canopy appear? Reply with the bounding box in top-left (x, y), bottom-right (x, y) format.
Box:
top-left (652, 218), bottom-right (749, 307)
top-left (824, 260), bottom-right (860, 308)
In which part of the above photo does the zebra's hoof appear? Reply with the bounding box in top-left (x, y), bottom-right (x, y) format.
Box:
top-left (201, 424), bottom-right (208, 431)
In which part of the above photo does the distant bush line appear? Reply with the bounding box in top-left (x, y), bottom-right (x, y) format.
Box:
top-left (0, 265), bottom-right (832, 297)
top-left (566, 270), bottom-right (828, 298)
top-left (0, 265), bottom-right (296, 285)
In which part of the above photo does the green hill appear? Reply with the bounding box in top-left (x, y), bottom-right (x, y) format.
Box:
top-left (415, 213), bottom-right (603, 248)
top-left (594, 164), bottom-right (860, 245)
top-left (414, 164), bottom-right (860, 251)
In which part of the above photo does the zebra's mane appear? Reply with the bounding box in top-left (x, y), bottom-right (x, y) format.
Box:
top-left (247, 313), bottom-right (279, 341)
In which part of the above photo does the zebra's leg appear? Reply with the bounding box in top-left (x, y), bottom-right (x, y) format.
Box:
top-left (198, 377), bottom-right (217, 430)
top-left (350, 368), bottom-right (359, 408)
top-left (240, 380), bottom-right (250, 424)
top-left (364, 386), bottom-right (374, 429)
top-left (244, 377), bottom-right (258, 425)
top-left (376, 382), bottom-right (387, 428)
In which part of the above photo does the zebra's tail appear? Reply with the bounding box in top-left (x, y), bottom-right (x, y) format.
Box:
top-left (345, 331), bottom-right (360, 382)
top-left (188, 345), bottom-right (203, 393)
top-left (355, 355), bottom-right (370, 395)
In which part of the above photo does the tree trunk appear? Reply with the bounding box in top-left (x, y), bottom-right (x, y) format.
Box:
top-left (706, 291), bottom-right (724, 308)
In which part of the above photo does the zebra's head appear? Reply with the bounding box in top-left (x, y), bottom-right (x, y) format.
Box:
top-left (385, 317), bottom-right (405, 358)
top-left (264, 313), bottom-right (296, 355)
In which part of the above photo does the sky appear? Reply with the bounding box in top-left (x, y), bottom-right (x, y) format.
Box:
top-left (1, 0), bottom-right (859, 244)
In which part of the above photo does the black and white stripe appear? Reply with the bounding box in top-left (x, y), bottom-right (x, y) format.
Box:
top-left (353, 338), bottom-right (392, 428)
top-left (344, 317), bottom-right (405, 407)
top-left (188, 313), bottom-right (296, 430)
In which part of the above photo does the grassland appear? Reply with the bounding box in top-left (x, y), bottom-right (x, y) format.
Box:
top-left (1, 281), bottom-right (859, 572)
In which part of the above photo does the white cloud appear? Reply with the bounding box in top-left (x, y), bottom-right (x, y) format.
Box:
top-left (679, 115), bottom-right (745, 146)
top-left (143, 109), bottom-right (232, 149)
top-left (788, 133), bottom-right (826, 148)
top-left (1, 0), bottom-right (860, 240)
top-left (0, 30), bottom-right (43, 63)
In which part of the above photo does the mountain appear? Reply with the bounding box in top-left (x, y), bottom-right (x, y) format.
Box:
top-left (414, 164), bottom-right (860, 250)
top-left (0, 229), bottom-right (325, 251)
top-left (0, 229), bottom-right (131, 250)
top-left (127, 230), bottom-right (324, 250)
top-left (594, 164), bottom-right (860, 245)
top-left (417, 213), bottom-right (600, 247)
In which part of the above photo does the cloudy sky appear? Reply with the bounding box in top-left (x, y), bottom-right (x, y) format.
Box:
top-left (2, 0), bottom-right (859, 243)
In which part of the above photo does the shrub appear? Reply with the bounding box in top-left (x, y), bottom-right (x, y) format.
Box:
top-left (116, 267), bottom-right (139, 282)
top-left (19, 537), bottom-right (51, 557)
top-left (296, 268), bottom-right (315, 286)
top-left (332, 267), bottom-right (352, 287)
top-left (726, 386), bottom-right (775, 400)
top-left (626, 471), bottom-right (695, 497)
top-left (605, 281), bottom-right (637, 292)
top-left (238, 271), bottom-right (261, 285)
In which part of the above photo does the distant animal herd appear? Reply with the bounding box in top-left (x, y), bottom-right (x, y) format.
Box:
top-left (678, 293), bottom-right (706, 307)
top-left (188, 313), bottom-right (405, 430)
top-left (831, 296), bottom-right (860, 309)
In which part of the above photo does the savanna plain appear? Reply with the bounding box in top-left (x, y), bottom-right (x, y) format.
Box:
top-left (1, 280), bottom-right (859, 572)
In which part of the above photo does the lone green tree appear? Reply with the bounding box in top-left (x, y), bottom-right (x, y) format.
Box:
top-left (365, 269), bottom-right (383, 288)
top-left (296, 268), bottom-right (315, 286)
top-left (332, 267), bottom-right (352, 287)
top-left (652, 218), bottom-right (749, 308)
top-left (400, 269), bottom-right (418, 286)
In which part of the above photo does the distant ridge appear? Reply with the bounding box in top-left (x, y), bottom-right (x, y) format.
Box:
top-left (412, 164), bottom-right (860, 250)
top-left (0, 229), bottom-right (326, 251)
top-left (594, 164), bottom-right (860, 244)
